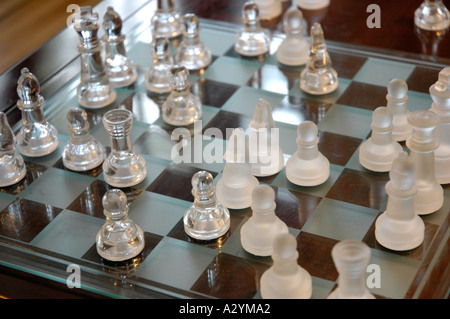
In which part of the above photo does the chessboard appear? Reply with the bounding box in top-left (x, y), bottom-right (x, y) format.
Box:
top-left (0, 4), bottom-right (449, 300)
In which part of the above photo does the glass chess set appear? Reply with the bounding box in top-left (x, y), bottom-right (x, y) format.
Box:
top-left (0, 0), bottom-right (449, 299)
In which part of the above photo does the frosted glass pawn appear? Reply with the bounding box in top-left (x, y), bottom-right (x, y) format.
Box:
top-left (74, 6), bottom-right (116, 109)
top-left (406, 110), bottom-right (443, 215)
top-left (234, 1), bottom-right (271, 57)
top-left (253, 0), bottom-right (282, 20)
top-left (240, 185), bottom-right (288, 256)
top-left (375, 152), bottom-right (425, 251)
top-left (102, 109), bottom-right (147, 188)
top-left (175, 14), bottom-right (212, 71)
top-left (286, 121), bottom-right (329, 186)
top-left (429, 67), bottom-right (450, 184)
top-left (16, 68), bottom-right (59, 157)
top-left (276, 7), bottom-right (309, 66)
top-left (216, 128), bottom-right (259, 209)
top-left (386, 79), bottom-right (412, 142)
top-left (145, 36), bottom-right (173, 94)
top-left (300, 23), bottom-right (338, 95)
top-left (328, 240), bottom-right (375, 299)
top-left (62, 108), bottom-right (104, 171)
top-left (102, 6), bottom-right (138, 88)
top-left (359, 107), bottom-right (403, 172)
top-left (248, 99), bottom-right (284, 177)
top-left (150, 0), bottom-right (184, 38)
top-left (297, 0), bottom-right (330, 10)
top-left (414, 0), bottom-right (450, 31)
top-left (183, 171), bottom-right (231, 240)
top-left (260, 233), bottom-right (312, 299)
top-left (96, 189), bottom-right (145, 261)
top-left (0, 112), bottom-right (26, 187)
top-left (162, 65), bottom-right (202, 126)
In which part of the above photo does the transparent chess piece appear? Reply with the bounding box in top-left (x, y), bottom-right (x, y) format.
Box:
top-left (96, 189), bottom-right (145, 261)
top-left (234, 1), bottom-right (272, 57)
top-left (175, 13), bottom-right (212, 71)
top-left (150, 0), bottom-right (184, 38)
top-left (145, 36), bottom-right (173, 94)
top-left (414, 0), bottom-right (450, 31)
top-left (300, 23), bottom-right (338, 95)
top-left (276, 6), bottom-right (309, 66)
top-left (161, 65), bottom-right (202, 126)
top-left (102, 109), bottom-right (147, 187)
top-left (327, 240), bottom-right (375, 299)
top-left (62, 108), bottom-right (104, 171)
top-left (386, 79), bottom-right (412, 142)
top-left (260, 233), bottom-right (312, 299)
top-left (183, 171), bottom-right (231, 240)
top-left (0, 112), bottom-right (27, 187)
top-left (16, 68), bottom-right (59, 157)
top-left (74, 6), bottom-right (116, 109)
top-left (102, 6), bottom-right (138, 87)
top-left (240, 184), bottom-right (289, 256)
top-left (375, 152), bottom-right (425, 251)
top-left (359, 106), bottom-right (403, 172)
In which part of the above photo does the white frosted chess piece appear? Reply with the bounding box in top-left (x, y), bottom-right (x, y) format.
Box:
top-left (216, 128), bottom-right (259, 209)
top-left (300, 23), bottom-right (338, 95)
top-left (183, 171), bottom-right (231, 240)
top-left (327, 240), bottom-right (375, 299)
top-left (429, 67), bottom-right (450, 184)
top-left (386, 79), bottom-right (412, 142)
top-left (240, 185), bottom-right (289, 256)
top-left (359, 107), bottom-right (403, 172)
top-left (248, 99), bottom-right (284, 177)
top-left (253, 0), bottom-right (282, 20)
top-left (286, 121), bottom-right (329, 186)
top-left (96, 189), bottom-right (145, 261)
top-left (0, 112), bottom-right (27, 187)
top-left (276, 6), bottom-right (309, 66)
top-left (375, 152), bottom-right (425, 251)
top-left (297, 0), bottom-right (330, 10)
top-left (406, 110), bottom-right (444, 215)
top-left (260, 233), bottom-right (312, 299)
top-left (234, 1), bottom-right (272, 57)
top-left (414, 0), bottom-right (450, 31)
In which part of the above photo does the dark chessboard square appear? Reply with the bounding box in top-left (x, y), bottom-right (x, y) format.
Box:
top-left (326, 168), bottom-right (390, 211)
top-left (53, 157), bottom-right (103, 178)
top-left (362, 214), bottom-right (439, 261)
top-left (336, 81), bottom-right (387, 111)
top-left (0, 161), bottom-right (47, 196)
top-left (406, 66), bottom-right (440, 94)
top-left (146, 164), bottom-right (217, 202)
top-left (202, 110), bottom-right (251, 140)
top-left (272, 95), bottom-right (333, 125)
top-left (296, 231), bottom-right (339, 282)
top-left (191, 78), bottom-right (239, 108)
top-left (318, 131), bottom-right (362, 166)
top-left (67, 179), bottom-right (143, 218)
top-left (190, 252), bottom-right (269, 299)
top-left (0, 198), bottom-right (62, 242)
top-left (328, 50), bottom-right (368, 79)
top-left (81, 231), bottom-right (163, 267)
top-left (246, 64), bottom-right (301, 95)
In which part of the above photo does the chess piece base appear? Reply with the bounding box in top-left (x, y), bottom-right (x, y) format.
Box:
top-left (240, 218), bottom-right (289, 256)
top-left (260, 267), bottom-right (312, 299)
top-left (359, 140), bottom-right (403, 172)
top-left (216, 176), bottom-right (259, 210)
top-left (183, 206), bottom-right (231, 240)
top-left (286, 153), bottom-right (330, 186)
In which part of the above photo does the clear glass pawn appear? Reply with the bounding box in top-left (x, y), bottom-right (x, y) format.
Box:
top-left (102, 109), bottom-right (147, 187)
top-left (162, 65), bottom-right (202, 126)
top-left (150, 0), bottom-right (184, 38)
top-left (175, 13), bottom-right (212, 71)
top-left (74, 6), bottom-right (116, 109)
top-left (145, 36), bottom-right (173, 94)
top-left (16, 68), bottom-right (59, 157)
top-left (300, 23), bottom-right (338, 95)
top-left (102, 6), bottom-right (138, 88)
top-left (96, 189), bottom-right (145, 261)
top-left (414, 0), bottom-right (450, 31)
top-left (183, 171), bottom-right (231, 240)
top-left (234, 1), bottom-right (272, 57)
top-left (0, 112), bottom-right (27, 187)
top-left (62, 108), bottom-right (104, 171)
